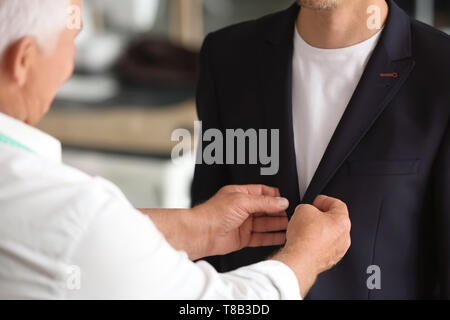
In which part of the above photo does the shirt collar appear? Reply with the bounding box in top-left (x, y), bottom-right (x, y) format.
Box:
top-left (0, 112), bottom-right (62, 163)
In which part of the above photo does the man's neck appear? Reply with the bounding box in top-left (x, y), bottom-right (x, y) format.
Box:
top-left (297, 0), bottom-right (388, 49)
top-left (0, 85), bottom-right (28, 124)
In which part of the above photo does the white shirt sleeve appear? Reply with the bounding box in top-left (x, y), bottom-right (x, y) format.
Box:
top-left (65, 179), bottom-right (301, 300)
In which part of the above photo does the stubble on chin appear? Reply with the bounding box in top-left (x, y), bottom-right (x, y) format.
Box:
top-left (297, 0), bottom-right (342, 10)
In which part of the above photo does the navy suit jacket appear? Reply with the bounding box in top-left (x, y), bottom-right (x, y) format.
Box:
top-left (192, 0), bottom-right (450, 299)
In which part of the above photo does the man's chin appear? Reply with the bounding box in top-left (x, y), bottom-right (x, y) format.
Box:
top-left (297, 0), bottom-right (341, 10)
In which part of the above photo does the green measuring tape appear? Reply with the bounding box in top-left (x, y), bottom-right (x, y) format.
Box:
top-left (0, 132), bottom-right (33, 153)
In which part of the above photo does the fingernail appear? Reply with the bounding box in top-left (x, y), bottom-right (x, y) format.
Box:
top-left (276, 197), bottom-right (289, 207)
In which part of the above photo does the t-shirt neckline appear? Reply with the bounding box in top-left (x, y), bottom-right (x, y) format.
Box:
top-left (294, 26), bottom-right (384, 57)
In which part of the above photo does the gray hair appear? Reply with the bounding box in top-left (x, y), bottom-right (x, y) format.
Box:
top-left (0, 0), bottom-right (71, 56)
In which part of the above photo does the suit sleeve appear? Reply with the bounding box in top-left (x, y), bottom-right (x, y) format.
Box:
top-left (191, 33), bottom-right (229, 206)
top-left (434, 118), bottom-right (450, 298)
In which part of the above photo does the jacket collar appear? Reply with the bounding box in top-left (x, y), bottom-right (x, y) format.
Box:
top-left (380, 0), bottom-right (412, 61)
top-left (259, 0), bottom-right (415, 208)
top-left (264, 0), bottom-right (412, 60)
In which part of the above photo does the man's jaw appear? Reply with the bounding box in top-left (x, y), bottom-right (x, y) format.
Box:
top-left (297, 0), bottom-right (343, 11)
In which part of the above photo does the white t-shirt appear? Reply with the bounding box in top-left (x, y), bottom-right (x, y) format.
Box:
top-left (292, 27), bottom-right (383, 198)
top-left (0, 112), bottom-right (301, 300)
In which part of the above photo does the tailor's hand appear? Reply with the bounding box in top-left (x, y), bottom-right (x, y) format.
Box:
top-left (273, 195), bottom-right (352, 297)
top-left (193, 185), bottom-right (290, 258)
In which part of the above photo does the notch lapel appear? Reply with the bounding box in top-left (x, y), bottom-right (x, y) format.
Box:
top-left (259, 4), bottom-right (300, 216)
top-left (302, 0), bottom-right (416, 204)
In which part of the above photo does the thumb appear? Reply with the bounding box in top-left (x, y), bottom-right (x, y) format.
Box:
top-left (313, 195), bottom-right (348, 214)
top-left (239, 194), bottom-right (289, 215)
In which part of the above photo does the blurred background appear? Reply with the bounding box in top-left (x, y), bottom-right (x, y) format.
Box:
top-left (36, 0), bottom-right (450, 209)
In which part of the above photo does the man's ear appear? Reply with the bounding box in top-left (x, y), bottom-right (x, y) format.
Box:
top-left (4, 37), bottom-right (38, 87)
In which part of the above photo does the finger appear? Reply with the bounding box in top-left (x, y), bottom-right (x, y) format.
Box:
top-left (253, 216), bottom-right (289, 232)
top-left (240, 194), bottom-right (289, 215)
top-left (253, 210), bottom-right (287, 218)
top-left (248, 232), bottom-right (286, 247)
top-left (313, 195), bottom-right (347, 213)
top-left (239, 185), bottom-right (281, 197)
top-left (220, 185), bottom-right (280, 197)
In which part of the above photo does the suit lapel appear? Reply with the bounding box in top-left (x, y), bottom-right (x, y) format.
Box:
top-left (259, 4), bottom-right (300, 216)
top-left (257, 1), bottom-right (415, 210)
top-left (302, 0), bottom-right (416, 203)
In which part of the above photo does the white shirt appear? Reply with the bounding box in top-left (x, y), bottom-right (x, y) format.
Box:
top-left (0, 112), bottom-right (301, 300)
top-left (292, 27), bottom-right (382, 198)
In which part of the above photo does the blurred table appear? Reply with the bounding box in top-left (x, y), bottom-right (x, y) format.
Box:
top-left (36, 99), bottom-right (198, 209)
top-left (37, 100), bottom-right (197, 157)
